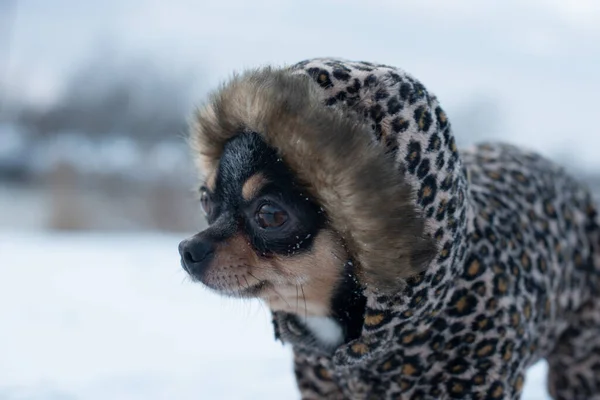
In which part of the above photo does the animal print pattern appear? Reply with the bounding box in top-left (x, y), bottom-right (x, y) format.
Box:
top-left (270, 58), bottom-right (600, 399)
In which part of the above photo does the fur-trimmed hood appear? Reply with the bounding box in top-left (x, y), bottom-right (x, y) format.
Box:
top-left (191, 58), bottom-right (473, 369)
top-left (191, 65), bottom-right (437, 293)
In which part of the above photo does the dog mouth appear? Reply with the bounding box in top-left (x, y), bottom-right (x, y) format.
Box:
top-left (197, 277), bottom-right (271, 298)
top-left (237, 280), bottom-right (270, 297)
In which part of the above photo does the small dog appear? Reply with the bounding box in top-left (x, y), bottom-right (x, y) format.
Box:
top-left (179, 58), bottom-right (600, 399)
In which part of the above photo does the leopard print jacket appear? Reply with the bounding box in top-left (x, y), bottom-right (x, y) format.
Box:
top-left (271, 58), bottom-right (600, 400)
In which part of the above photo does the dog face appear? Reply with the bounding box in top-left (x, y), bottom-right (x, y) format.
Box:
top-left (179, 131), bottom-right (349, 317)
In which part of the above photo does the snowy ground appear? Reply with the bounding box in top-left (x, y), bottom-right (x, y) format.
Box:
top-left (0, 232), bottom-right (549, 399)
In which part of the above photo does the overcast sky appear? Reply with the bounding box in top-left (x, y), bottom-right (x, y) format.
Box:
top-left (3, 0), bottom-right (600, 168)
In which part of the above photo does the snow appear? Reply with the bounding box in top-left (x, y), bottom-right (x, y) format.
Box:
top-left (0, 232), bottom-right (549, 399)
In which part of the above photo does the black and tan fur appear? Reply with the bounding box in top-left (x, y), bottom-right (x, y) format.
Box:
top-left (180, 129), bottom-right (366, 350)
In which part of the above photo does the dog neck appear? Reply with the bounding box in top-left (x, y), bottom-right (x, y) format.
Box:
top-left (330, 260), bottom-right (367, 342)
top-left (303, 316), bottom-right (345, 349)
top-left (273, 261), bottom-right (366, 354)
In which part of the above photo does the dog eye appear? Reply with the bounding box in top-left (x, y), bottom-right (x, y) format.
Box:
top-left (200, 190), bottom-right (212, 216)
top-left (255, 204), bottom-right (288, 229)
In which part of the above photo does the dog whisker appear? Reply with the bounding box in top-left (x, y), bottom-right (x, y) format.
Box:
top-left (329, 250), bottom-right (344, 262)
top-left (242, 275), bottom-right (251, 289)
top-left (247, 271), bottom-right (261, 284)
top-left (270, 285), bottom-right (292, 309)
top-left (300, 284), bottom-right (307, 322)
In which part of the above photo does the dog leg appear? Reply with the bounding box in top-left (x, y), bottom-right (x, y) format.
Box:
top-left (546, 300), bottom-right (600, 400)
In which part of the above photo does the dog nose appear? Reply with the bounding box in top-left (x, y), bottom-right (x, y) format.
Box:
top-left (179, 236), bottom-right (215, 277)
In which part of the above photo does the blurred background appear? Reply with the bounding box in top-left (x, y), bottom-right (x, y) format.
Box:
top-left (2, 0), bottom-right (600, 233)
top-left (0, 1), bottom-right (599, 399)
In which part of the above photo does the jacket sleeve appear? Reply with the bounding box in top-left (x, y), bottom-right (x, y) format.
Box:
top-left (293, 349), bottom-right (346, 400)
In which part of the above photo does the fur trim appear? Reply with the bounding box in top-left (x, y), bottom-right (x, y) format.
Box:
top-left (191, 67), bottom-right (436, 293)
